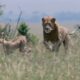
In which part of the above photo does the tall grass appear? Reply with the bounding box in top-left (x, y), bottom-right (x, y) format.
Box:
top-left (0, 23), bottom-right (80, 80)
top-left (0, 31), bottom-right (80, 80)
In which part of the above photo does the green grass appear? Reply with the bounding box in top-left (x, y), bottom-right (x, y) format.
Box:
top-left (0, 35), bottom-right (80, 80)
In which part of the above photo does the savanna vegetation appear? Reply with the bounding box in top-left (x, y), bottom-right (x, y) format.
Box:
top-left (0, 4), bottom-right (80, 80)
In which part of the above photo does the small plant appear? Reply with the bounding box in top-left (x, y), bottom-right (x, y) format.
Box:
top-left (0, 24), bottom-right (11, 39)
top-left (28, 33), bottom-right (39, 45)
top-left (18, 22), bottom-right (29, 36)
top-left (18, 22), bottom-right (39, 45)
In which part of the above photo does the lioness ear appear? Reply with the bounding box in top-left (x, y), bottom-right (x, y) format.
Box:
top-left (51, 18), bottom-right (56, 22)
top-left (42, 18), bottom-right (45, 22)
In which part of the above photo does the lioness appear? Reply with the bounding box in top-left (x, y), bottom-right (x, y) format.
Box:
top-left (0, 35), bottom-right (28, 54)
top-left (42, 16), bottom-right (71, 53)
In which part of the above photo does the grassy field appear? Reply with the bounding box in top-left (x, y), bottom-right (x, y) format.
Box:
top-left (0, 23), bottom-right (80, 80)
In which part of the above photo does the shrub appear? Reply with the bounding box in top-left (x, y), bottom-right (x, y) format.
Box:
top-left (18, 22), bottom-right (29, 36)
top-left (0, 24), bottom-right (11, 39)
top-left (28, 33), bottom-right (39, 45)
top-left (18, 22), bottom-right (39, 45)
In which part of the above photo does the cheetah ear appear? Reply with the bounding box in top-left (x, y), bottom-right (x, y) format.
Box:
top-left (51, 18), bottom-right (56, 23)
top-left (42, 18), bottom-right (45, 22)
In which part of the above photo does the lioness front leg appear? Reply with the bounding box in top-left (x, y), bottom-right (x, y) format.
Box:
top-left (50, 40), bottom-right (61, 52)
top-left (43, 41), bottom-right (53, 51)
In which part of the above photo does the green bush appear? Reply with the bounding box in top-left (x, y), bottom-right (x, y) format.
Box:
top-left (18, 22), bottom-right (29, 36)
top-left (18, 22), bottom-right (39, 45)
top-left (28, 33), bottom-right (39, 45)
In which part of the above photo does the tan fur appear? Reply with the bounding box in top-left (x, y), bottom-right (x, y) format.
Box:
top-left (42, 16), bottom-right (71, 52)
top-left (0, 35), bottom-right (27, 54)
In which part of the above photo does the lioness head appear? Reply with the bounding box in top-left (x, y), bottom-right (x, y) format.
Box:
top-left (42, 16), bottom-right (56, 33)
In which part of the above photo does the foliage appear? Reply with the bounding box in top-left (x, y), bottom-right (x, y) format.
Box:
top-left (0, 24), bottom-right (11, 40)
top-left (28, 33), bottom-right (39, 45)
top-left (18, 22), bottom-right (39, 45)
top-left (18, 22), bottom-right (29, 36)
